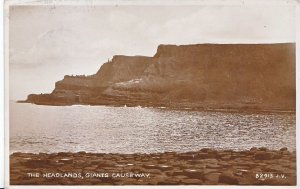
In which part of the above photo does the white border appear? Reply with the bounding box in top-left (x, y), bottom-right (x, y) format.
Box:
top-left (3, 0), bottom-right (300, 189)
top-left (3, 0), bottom-right (300, 6)
top-left (296, 2), bottom-right (300, 189)
top-left (4, 0), bottom-right (9, 188)
top-left (0, 0), bottom-right (4, 188)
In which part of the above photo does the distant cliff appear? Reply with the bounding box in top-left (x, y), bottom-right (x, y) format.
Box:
top-left (23, 43), bottom-right (296, 111)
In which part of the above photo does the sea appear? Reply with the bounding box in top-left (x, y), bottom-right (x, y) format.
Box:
top-left (9, 102), bottom-right (296, 154)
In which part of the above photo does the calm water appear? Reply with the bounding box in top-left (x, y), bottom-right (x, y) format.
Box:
top-left (10, 102), bottom-right (296, 154)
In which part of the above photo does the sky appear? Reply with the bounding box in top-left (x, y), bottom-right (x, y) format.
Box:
top-left (9, 5), bottom-right (296, 100)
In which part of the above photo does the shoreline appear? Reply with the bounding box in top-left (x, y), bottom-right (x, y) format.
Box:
top-left (15, 101), bottom-right (296, 114)
top-left (10, 148), bottom-right (296, 185)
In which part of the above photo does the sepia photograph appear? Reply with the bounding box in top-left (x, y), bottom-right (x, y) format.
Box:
top-left (6, 0), bottom-right (297, 186)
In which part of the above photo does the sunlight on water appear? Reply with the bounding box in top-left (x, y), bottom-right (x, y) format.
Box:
top-left (10, 102), bottom-right (296, 153)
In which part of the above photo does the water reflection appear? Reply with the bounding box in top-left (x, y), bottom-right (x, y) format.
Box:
top-left (10, 102), bottom-right (296, 153)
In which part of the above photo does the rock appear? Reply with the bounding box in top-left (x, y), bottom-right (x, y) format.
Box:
top-left (223, 150), bottom-right (234, 153)
top-left (157, 177), bottom-right (181, 185)
top-left (24, 43), bottom-right (295, 112)
top-left (254, 152), bottom-right (274, 160)
top-left (178, 154), bottom-right (196, 160)
top-left (201, 159), bottom-right (218, 164)
top-left (272, 153), bottom-right (282, 159)
top-left (84, 165), bottom-right (98, 170)
top-left (204, 172), bottom-right (221, 183)
top-left (198, 153), bottom-right (217, 159)
top-left (230, 154), bottom-right (246, 159)
top-left (206, 164), bottom-right (221, 169)
top-left (280, 147), bottom-right (288, 151)
top-left (12, 152), bottom-right (25, 157)
top-left (239, 150), bottom-right (250, 155)
top-left (180, 178), bottom-right (203, 184)
top-left (218, 162), bottom-right (232, 168)
top-left (146, 168), bottom-right (162, 175)
top-left (235, 161), bottom-right (256, 167)
top-left (58, 158), bottom-right (73, 164)
top-left (258, 147), bottom-right (268, 151)
top-left (218, 172), bottom-right (239, 185)
top-left (10, 148), bottom-right (296, 185)
top-left (216, 152), bottom-right (230, 159)
top-left (168, 170), bottom-right (185, 176)
top-left (281, 151), bottom-right (291, 156)
top-left (57, 152), bottom-right (72, 156)
top-left (23, 159), bottom-right (52, 168)
top-left (263, 165), bottom-right (285, 172)
top-left (200, 148), bottom-right (211, 153)
top-left (203, 168), bottom-right (219, 175)
top-left (142, 164), bottom-right (156, 169)
top-left (183, 169), bottom-right (204, 179)
top-left (157, 165), bottom-right (173, 171)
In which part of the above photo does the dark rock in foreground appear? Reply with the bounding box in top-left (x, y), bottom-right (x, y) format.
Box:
top-left (10, 148), bottom-right (296, 185)
top-left (22, 43), bottom-right (295, 112)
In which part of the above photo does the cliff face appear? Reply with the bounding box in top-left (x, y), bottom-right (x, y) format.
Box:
top-left (24, 43), bottom-right (296, 111)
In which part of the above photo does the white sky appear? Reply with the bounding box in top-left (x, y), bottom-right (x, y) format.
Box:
top-left (9, 5), bottom-right (296, 100)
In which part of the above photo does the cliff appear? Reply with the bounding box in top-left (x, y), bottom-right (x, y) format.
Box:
top-left (23, 43), bottom-right (296, 111)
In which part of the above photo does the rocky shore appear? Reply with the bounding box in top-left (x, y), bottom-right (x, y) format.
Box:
top-left (10, 148), bottom-right (296, 185)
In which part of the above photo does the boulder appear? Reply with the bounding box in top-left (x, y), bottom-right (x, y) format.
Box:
top-left (258, 147), bottom-right (268, 151)
top-left (180, 178), bottom-right (203, 184)
top-left (280, 147), bottom-right (288, 151)
top-left (183, 169), bottom-right (204, 179)
top-left (198, 152), bottom-right (217, 159)
top-left (254, 152), bottom-right (274, 160)
top-left (218, 172), bottom-right (239, 184)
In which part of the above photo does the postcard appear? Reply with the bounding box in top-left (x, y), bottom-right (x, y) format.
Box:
top-left (4, 0), bottom-right (299, 188)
